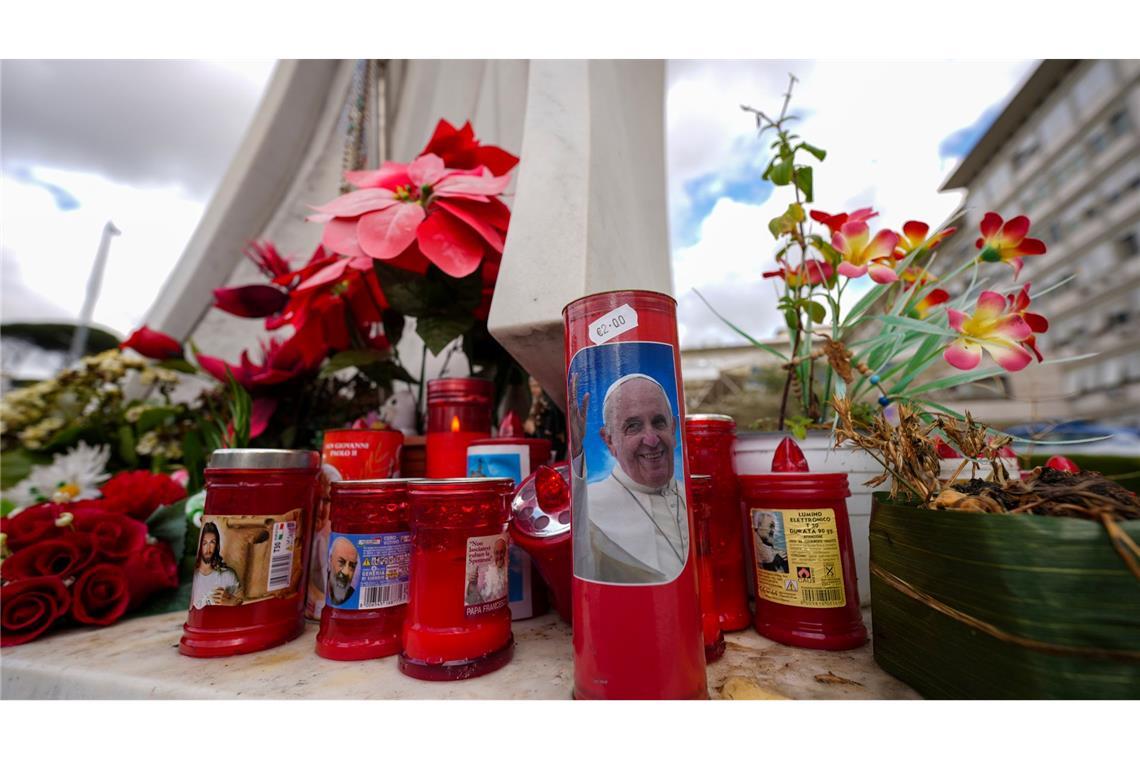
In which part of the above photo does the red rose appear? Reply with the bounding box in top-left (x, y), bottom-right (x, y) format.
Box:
top-left (1, 533), bottom-right (95, 582)
top-left (98, 471), bottom-right (187, 521)
top-left (120, 326), bottom-right (183, 361)
top-left (1, 576), bottom-right (71, 646)
top-left (123, 541), bottom-right (180, 610)
top-left (69, 508), bottom-right (147, 562)
top-left (1, 504), bottom-right (66, 552)
top-left (71, 563), bottom-right (130, 626)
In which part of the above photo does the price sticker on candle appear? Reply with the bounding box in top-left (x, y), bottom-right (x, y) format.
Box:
top-left (588, 304), bottom-right (638, 345)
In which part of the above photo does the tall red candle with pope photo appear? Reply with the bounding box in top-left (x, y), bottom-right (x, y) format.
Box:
top-left (563, 290), bottom-right (706, 699)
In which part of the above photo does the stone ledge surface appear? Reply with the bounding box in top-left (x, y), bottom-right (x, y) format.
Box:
top-left (1, 610), bottom-right (919, 699)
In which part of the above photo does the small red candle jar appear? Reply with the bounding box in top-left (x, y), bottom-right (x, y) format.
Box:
top-left (307, 429), bottom-right (405, 620)
top-left (685, 414), bottom-right (751, 631)
top-left (510, 463), bottom-right (573, 623)
top-left (400, 477), bottom-right (515, 680)
top-left (180, 449), bottom-right (320, 658)
top-left (425, 377), bottom-right (493, 478)
top-left (739, 444), bottom-right (867, 650)
top-left (564, 290), bottom-right (706, 700)
top-left (468, 430), bottom-right (553, 621)
top-left (315, 479), bottom-right (411, 661)
top-left (690, 475), bottom-right (725, 663)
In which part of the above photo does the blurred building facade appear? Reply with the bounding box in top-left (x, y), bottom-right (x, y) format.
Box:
top-left (938, 59), bottom-right (1140, 426)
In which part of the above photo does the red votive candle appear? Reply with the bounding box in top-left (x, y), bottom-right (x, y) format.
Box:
top-left (426, 378), bottom-right (494, 478)
top-left (307, 428), bottom-right (405, 620)
top-left (315, 479), bottom-right (411, 660)
top-left (180, 449), bottom-right (320, 658)
top-left (400, 477), bottom-right (515, 680)
top-left (690, 475), bottom-right (726, 663)
top-left (564, 290), bottom-right (706, 700)
top-left (739, 438), bottom-right (867, 650)
top-left (685, 414), bottom-right (751, 632)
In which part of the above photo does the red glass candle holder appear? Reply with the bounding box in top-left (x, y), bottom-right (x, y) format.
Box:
top-left (180, 449), bottom-right (320, 658)
top-left (400, 477), bottom-right (515, 680)
top-left (307, 429), bottom-right (405, 620)
top-left (685, 414), bottom-right (751, 632)
top-left (510, 463), bottom-right (573, 623)
top-left (564, 290), bottom-right (706, 700)
top-left (739, 469), bottom-right (867, 650)
top-left (315, 479), bottom-right (411, 661)
top-left (690, 475), bottom-right (726, 663)
top-left (425, 378), bottom-right (494, 478)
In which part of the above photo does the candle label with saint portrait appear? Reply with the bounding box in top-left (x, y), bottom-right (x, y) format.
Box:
top-left (191, 510), bottom-right (303, 610)
top-left (464, 533), bottom-right (510, 617)
top-left (750, 508), bottom-right (845, 608)
top-left (326, 531), bottom-right (411, 611)
top-left (567, 340), bottom-right (690, 586)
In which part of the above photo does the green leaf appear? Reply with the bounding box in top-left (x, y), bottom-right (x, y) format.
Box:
top-left (417, 314), bottom-right (476, 355)
top-left (769, 160), bottom-right (793, 186)
top-left (1, 498), bottom-right (16, 517)
top-left (0, 448), bottom-right (49, 490)
top-left (794, 165), bottom-right (813, 203)
top-left (875, 315), bottom-right (958, 338)
top-left (118, 424), bottom-right (139, 468)
top-left (784, 309), bottom-right (798, 331)
top-left (691, 289), bottom-right (789, 362)
top-left (807, 300), bottom-right (826, 324)
top-left (800, 143), bottom-right (827, 161)
top-left (158, 358), bottom-right (198, 374)
top-left (146, 496), bottom-right (191, 560)
top-left (382, 309), bottom-right (406, 347)
top-left (360, 360), bottom-right (417, 389)
top-left (786, 415), bottom-right (811, 440)
top-left (319, 349), bottom-right (391, 378)
top-left (134, 405), bottom-right (179, 434)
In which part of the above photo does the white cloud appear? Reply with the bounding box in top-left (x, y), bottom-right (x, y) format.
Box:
top-left (1, 167), bottom-right (205, 335)
top-left (668, 60), bottom-right (1036, 347)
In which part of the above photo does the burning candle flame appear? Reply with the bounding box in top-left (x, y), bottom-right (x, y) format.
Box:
top-left (450, 415), bottom-right (461, 433)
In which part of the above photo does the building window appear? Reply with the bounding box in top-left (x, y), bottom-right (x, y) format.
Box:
top-left (1117, 232), bottom-right (1140, 259)
top-left (1088, 131), bottom-right (1109, 154)
top-left (1108, 109), bottom-right (1132, 138)
top-left (1011, 142), bottom-right (1039, 171)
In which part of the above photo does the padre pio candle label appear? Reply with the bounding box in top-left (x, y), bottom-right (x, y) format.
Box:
top-left (750, 508), bottom-right (845, 608)
top-left (191, 510), bottom-right (303, 609)
top-left (326, 531), bottom-right (411, 611)
top-left (463, 533), bottom-right (509, 616)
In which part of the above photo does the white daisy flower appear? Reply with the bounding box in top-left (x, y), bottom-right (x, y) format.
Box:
top-left (4, 441), bottom-right (112, 510)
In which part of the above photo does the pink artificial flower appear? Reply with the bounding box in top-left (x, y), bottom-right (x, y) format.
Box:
top-left (943, 290), bottom-right (1034, 372)
top-left (810, 207), bottom-right (878, 236)
top-left (975, 212), bottom-right (1046, 278)
top-left (832, 221), bottom-right (901, 283)
top-left (1007, 282), bottom-right (1049, 361)
top-left (909, 288), bottom-right (950, 319)
top-left (897, 221), bottom-right (956, 255)
top-left (762, 259), bottom-right (834, 287)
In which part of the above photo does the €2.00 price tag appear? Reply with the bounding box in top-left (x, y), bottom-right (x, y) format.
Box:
top-left (588, 304), bottom-right (638, 345)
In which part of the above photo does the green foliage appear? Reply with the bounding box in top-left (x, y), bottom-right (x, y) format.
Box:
top-left (374, 262), bottom-right (482, 356)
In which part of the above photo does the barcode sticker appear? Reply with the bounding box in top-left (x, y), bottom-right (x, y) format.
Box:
top-left (360, 582), bottom-right (409, 609)
top-left (801, 588), bottom-right (843, 604)
top-left (588, 304), bottom-right (638, 345)
top-left (267, 520), bottom-right (297, 592)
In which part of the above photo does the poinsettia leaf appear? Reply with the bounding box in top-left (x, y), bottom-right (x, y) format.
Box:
top-left (360, 359), bottom-right (418, 389)
top-left (417, 313), bottom-right (476, 355)
top-left (146, 496), bottom-right (190, 561)
top-left (157, 358), bottom-right (198, 374)
top-left (319, 349), bottom-right (392, 378)
top-left (382, 309), bottom-right (405, 347)
top-left (415, 209), bottom-right (486, 277)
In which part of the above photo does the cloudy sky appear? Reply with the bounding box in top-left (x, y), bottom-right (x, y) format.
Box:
top-left (1, 60), bottom-right (275, 333)
top-left (667, 60), bottom-right (1036, 347)
top-left (1, 59), bottom-right (1034, 347)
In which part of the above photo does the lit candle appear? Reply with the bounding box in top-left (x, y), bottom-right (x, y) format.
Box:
top-left (425, 378), bottom-right (493, 478)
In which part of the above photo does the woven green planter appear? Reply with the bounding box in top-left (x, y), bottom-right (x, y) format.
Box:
top-left (869, 493), bottom-right (1140, 699)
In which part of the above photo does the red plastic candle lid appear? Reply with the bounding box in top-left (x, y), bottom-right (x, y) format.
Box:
top-left (772, 437), bottom-right (810, 472)
top-left (511, 463), bottom-right (571, 539)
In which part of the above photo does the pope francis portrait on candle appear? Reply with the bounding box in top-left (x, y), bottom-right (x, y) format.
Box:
top-left (571, 372), bottom-right (689, 585)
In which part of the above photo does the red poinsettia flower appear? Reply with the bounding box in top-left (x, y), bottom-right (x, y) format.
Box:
top-left (1006, 282), bottom-right (1049, 361)
top-left (810, 207), bottom-right (878, 236)
top-left (975, 212), bottom-right (1046, 278)
top-left (897, 221), bottom-right (956, 256)
top-left (420, 119), bottom-right (519, 176)
top-left (212, 284), bottom-right (289, 319)
top-left (195, 332), bottom-right (326, 390)
top-left (763, 259), bottom-right (834, 287)
top-left (120, 326), bottom-right (183, 361)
